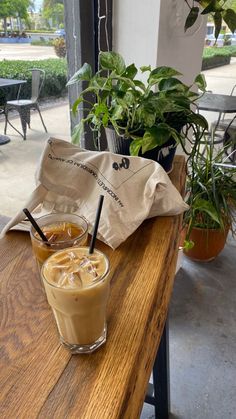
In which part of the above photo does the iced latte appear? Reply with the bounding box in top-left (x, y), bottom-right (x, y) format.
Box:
top-left (41, 247), bottom-right (110, 354)
top-left (30, 213), bottom-right (88, 269)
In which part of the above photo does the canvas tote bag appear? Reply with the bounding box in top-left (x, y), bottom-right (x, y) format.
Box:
top-left (1, 138), bottom-right (188, 249)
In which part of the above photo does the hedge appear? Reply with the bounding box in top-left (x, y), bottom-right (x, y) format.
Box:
top-left (26, 30), bottom-right (55, 34)
top-left (0, 59), bottom-right (67, 104)
top-left (31, 39), bottom-right (54, 46)
top-left (202, 46), bottom-right (236, 70)
top-left (223, 45), bottom-right (236, 57)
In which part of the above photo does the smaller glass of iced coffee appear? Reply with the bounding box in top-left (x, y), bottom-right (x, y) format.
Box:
top-left (41, 246), bottom-right (110, 354)
top-left (30, 213), bottom-right (88, 270)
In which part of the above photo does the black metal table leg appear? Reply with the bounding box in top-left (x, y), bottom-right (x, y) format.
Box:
top-left (145, 317), bottom-right (170, 419)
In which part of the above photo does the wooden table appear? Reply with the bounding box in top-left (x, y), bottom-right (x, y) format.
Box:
top-left (0, 156), bottom-right (185, 419)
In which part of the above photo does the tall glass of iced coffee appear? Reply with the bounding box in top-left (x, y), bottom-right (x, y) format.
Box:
top-left (30, 213), bottom-right (88, 270)
top-left (41, 246), bottom-right (110, 354)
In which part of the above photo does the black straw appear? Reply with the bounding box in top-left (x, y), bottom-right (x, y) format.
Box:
top-left (23, 208), bottom-right (49, 244)
top-left (89, 195), bottom-right (104, 254)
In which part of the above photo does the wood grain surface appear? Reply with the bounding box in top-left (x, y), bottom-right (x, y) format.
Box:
top-left (0, 156), bottom-right (186, 419)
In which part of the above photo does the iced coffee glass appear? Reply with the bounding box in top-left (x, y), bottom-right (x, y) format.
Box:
top-left (41, 246), bottom-right (110, 354)
top-left (30, 213), bottom-right (88, 270)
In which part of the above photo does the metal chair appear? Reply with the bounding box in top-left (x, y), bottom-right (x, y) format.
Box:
top-left (4, 69), bottom-right (47, 140)
top-left (210, 84), bottom-right (236, 135)
top-left (222, 116), bottom-right (236, 164)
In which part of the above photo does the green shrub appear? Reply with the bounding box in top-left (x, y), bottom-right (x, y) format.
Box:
top-left (224, 45), bottom-right (236, 57)
top-left (202, 47), bottom-right (231, 70)
top-left (26, 30), bottom-right (54, 34)
top-left (31, 39), bottom-right (54, 46)
top-left (53, 38), bottom-right (66, 58)
top-left (0, 59), bottom-right (67, 104)
top-left (202, 46), bottom-right (236, 70)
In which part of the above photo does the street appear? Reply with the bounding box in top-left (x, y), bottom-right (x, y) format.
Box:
top-left (0, 43), bottom-right (56, 60)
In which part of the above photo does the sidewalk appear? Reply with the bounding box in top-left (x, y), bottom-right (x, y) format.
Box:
top-left (0, 100), bottom-right (70, 216)
top-left (201, 57), bottom-right (236, 125)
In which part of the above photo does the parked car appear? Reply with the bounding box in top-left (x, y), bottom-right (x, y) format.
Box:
top-left (54, 29), bottom-right (65, 38)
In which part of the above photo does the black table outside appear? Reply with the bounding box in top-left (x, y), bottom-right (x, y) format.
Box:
top-left (197, 92), bottom-right (236, 165)
top-left (0, 77), bottom-right (26, 145)
top-left (196, 92), bottom-right (236, 114)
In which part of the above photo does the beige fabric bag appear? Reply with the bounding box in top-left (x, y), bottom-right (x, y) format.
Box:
top-left (1, 138), bottom-right (188, 249)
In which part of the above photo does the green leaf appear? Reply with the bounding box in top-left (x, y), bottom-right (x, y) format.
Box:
top-left (122, 91), bottom-right (136, 105)
top-left (148, 67), bottom-right (182, 87)
top-left (133, 80), bottom-right (146, 91)
top-left (188, 113), bottom-right (208, 130)
top-left (113, 75), bottom-right (137, 90)
top-left (141, 110), bottom-right (156, 127)
top-left (183, 240), bottom-right (194, 250)
top-left (213, 11), bottom-right (222, 40)
top-left (142, 124), bottom-right (171, 153)
top-left (102, 113), bottom-right (109, 126)
top-left (91, 76), bottom-right (112, 91)
top-left (129, 138), bottom-right (143, 156)
top-left (123, 64), bottom-right (138, 79)
top-left (201, 0), bottom-right (223, 15)
top-left (194, 74), bottom-right (207, 92)
top-left (185, 7), bottom-right (199, 32)
top-left (72, 97), bottom-right (83, 116)
top-left (140, 65), bottom-right (151, 73)
top-left (193, 198), bottom-right (221, 225)
top-left (222, 9), bottom-right (236, 34)
top-left (72, 120), bottom-right (84, 144)
top-left (99, 51), bottom-right (126, 75)
top-left (159, 78), bottom-right (186, 92)
top-left (111, 105), bottom-right (124, 121)
top-left (67, 63), bottom-right (92, 86)
top-left (94, 102), bottom-right (108, 116)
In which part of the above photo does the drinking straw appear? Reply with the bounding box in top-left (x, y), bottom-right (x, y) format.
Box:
top-left (23, 208), bottom-right (49, 244)
top-left (89, 195), bottom-right (104, 254)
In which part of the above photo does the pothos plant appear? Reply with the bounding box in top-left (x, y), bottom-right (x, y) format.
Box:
top-left (184, 0), bottom-right (236, 39)
top-left (68, 51), bottom-right (208, 156)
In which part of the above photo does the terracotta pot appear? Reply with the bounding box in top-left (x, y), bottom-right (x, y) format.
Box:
top-left (183, 226), bottom-right (229, 262)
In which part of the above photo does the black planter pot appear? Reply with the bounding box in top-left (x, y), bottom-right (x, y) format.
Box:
top-left (105, 127), bottom-right (177, 173)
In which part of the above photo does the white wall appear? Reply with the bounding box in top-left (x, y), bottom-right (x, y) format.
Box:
top-left (113, 0), bottom-right (207, 84)
top-left (113, 0), bottom-right (160, 69)
top-left (113, 0), bottom-right (207, 154)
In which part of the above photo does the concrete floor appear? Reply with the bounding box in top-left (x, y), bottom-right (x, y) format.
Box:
top-left (0, 100), bottom-right (70, 216)
top-left (0, 60), bottom-right (235, 419)
top-left (141, 233), bottom-right (236, 419)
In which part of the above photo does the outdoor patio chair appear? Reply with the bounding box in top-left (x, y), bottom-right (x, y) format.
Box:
top-left (4, 68), bottom-right (47, 140)
top-left (210, 84), bottom-right (236, 135)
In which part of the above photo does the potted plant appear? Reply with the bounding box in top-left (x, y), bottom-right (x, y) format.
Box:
top-left (182, 137), bottom-right (236, 261)
top-left (67, 51), bottom-right (208, 173)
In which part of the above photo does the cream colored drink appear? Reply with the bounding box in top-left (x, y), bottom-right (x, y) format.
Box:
top-left (41, 247), bottom-right (110, 354)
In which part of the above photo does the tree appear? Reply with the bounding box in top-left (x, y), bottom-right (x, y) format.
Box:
top-left (42, 0), bottom-right (64, 28)
top-left (0, 0), bottom-right (31, 34)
